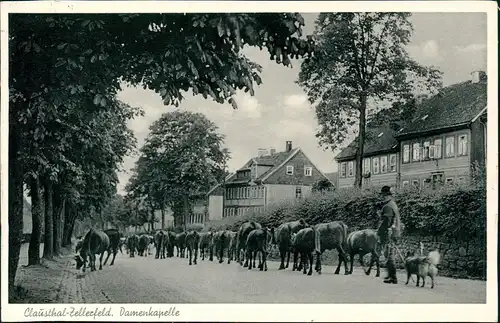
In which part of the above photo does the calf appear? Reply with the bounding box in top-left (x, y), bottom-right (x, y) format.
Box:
top-left (291, 228), bottom-right (315, 275)
top-left (198, 231), bottom-right (215, 261)
top-left (164, 230), bottom-right (177, 257)
top-left (155, 230), bottom-right (166, 259)
top-left (175, 232), bottom-right (187, 258)
top-left (127, 235), bottom-right (139, 258)
top-left (137, 235), bottom-right (150, 257)
top-left (346, 229), bottom-right (381, 277)
top-left (74, 228), bottom-right (110, 272)
top-left (237, 221), bottom-right (262, 267)
top-left (246, 227), bottom-right (273, 271)
top-left (185, 230), bottom-right (200, 265)
top-left (103, 228), bottom-right (121, 266)
top-left (314, 221), bottom-right (349, 275)
top-left (273, 219), bottom-right (308, 270)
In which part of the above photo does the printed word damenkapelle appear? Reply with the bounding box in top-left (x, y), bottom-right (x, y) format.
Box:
top-left (120, 306), bottom-right (180, 318)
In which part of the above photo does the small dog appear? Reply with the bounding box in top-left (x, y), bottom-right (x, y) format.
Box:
top-left (404, 250), bottom-right (441, 289)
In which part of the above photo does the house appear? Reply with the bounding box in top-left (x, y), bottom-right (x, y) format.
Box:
top-left (395, 71), bottom-right (487, 190)
top-left (208, 141), bottom-right (334, 219)
top-left (335, 121), bottom-right (403, 190)
top-left (184, 192), bottom-right (209, 225)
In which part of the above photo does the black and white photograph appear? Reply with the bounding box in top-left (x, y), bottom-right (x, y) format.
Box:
top-left (1, 1), bottom-right (497, 322)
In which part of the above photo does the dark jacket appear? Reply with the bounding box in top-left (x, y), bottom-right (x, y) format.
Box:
top-left (377, 197), bottom-right (401, 243)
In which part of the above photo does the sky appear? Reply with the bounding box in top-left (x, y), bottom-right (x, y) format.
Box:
top-left (116, 12), bottom-right (487, 195)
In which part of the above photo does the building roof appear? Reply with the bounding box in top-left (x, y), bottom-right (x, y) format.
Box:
top-left (335, 121), bottom-right (403, 161)
top-left (225, 148), bottom-right (300, 185)
top-left (396, 80), bottom-right (487, 138)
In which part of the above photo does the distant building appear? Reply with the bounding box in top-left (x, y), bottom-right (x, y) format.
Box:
top-left (208, 141), bottom-right (334, 219)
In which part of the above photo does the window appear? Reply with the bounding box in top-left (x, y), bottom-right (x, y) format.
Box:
top-left (380, 156), bottom-right (388, 173)
top-left (458, 134), bottom-right (468, 156)
top-left (340, 162), bottom-right (347, 178)
top-left (445, 136), bottom-right (455, 158)
top-left (403, 145), bottom-right (410, 163)
top-left (363, 158), bottom-right (371, 174)
top-left (422, 141), bottom-right (430, 160)
top-left (372, 157), bottom-right (380, 174)
top-left (347, 161), bottom-right (354, 177)
top-left (286, 165), bottom-right (294, 175)
top-left (433, 139), bottom-right (443, 159)
top-left (295, 186), bottom-right (302, 199)
top-left (389, 154), bottom-right (397, 172)
top-left (422, 178), bottom-right (432, 189)
top-left (304, 166), bottom-right (313, 176)
top-left (432, 173), bottom-right (444, 190)
top-left (412, 180), bottom-right (420, 190)
top-left (446, 178), bottom-right (454, 185)
top-left (413, 143), bottom-right (421, 161)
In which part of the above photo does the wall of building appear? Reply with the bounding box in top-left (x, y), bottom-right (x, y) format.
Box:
top-left (263, 150), bottom-right (327, 185)
top-left (400, 129), bottom-right (471, 188)
top-left (208, 195), bottom-right (223, 221)
top-left (265, 184), bottom-right (312, 206)
top-left (470, 117), bottom-right (487, 168)
top-left (337, 152), bottom-right (399, 189)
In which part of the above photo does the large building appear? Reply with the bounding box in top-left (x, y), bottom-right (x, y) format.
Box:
top-left (208, 141), bottom-right (334, 220)
top-left (335, 71), bottom-right (487, 191)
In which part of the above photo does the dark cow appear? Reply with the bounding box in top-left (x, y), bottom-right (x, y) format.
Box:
top-left (75, 238), bottom-right (84, 253)
top-left (346, 229), bottom-right (381, 277)
top-left (175, 232), bottom-right (187, 258)
top-left (185, 230), bottom-right (200, 265)
top-left (137, 234), bottom-right (150, 257)
top-left (214, 230), bottom-right (232, 264)
top-left (198, 231), bottom-right (215, 261)
top-left (155, 230), bottom-right (166, 259)
top-left (246, 227), bottom-right (273, 271)
top-left (74, 228), bottom-right (110, 272)
top-left (127, 235), bottom-right (139, 257)
top-left (314, 221), bottom-right (349, 275)
top-left (237, 221), bottom-right (262, 267)
top-left (164, 230), bottom-right (177, 258)
top-left (227, 231), bottom-right (238, 264)
top-left (103, 228), bottom-right (121, 266)
top-left (273, 219), bottom-right (308, 270)
top-left (291, 228), bottom-right (315, 275)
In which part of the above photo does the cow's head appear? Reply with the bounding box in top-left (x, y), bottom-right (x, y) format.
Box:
top-left (74, 254), bottom-right (85, 270)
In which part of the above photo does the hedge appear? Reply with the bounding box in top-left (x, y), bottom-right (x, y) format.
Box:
top-left (207, 183), bottom-right (486, 242)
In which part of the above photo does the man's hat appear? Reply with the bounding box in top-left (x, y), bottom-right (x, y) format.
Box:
top-left (380, 185), bottom-right (392, 195)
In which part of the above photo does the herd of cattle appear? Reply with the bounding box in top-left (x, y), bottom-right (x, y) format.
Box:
top-left (74, 219), bottom-right (384, 278)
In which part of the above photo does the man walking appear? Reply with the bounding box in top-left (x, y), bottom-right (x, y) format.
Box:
top-left (376, 185), bottom-right (401, 284)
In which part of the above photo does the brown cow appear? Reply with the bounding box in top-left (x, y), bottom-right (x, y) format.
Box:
top-left (237, 221), bottom-right (262, 267)
top-left (103, 228), bottom-right (121, 266)
top-left (164, 230), bottom-right (177, 258)
top-left (346, 229), bottom-right (381, 277)
top-left (155, 230), bottom-right (166, 259)
top-left (273, 219), bottom-right (309, 270)
top-left (175, 232), bottom-right (187, 258)
top-left (198, 231), bottom-right (215, 261)
top-left (185, 230), bottom-right (200, 265)
top-left (137, 234), bottom-right (150, 257)
top-left (127, 235), bottom-right (139, 257)
top-left (314, 221), bottom-right (349, 275)
top-left (246, 227), bottom-right (273, 271)
top-left (291, 227), bottom-right (315, 275)
top-left (74, 228), bottom-right (110, 272)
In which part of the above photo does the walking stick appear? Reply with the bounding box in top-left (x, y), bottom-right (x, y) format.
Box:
top-left (394, 245), bottom-right (415, 283)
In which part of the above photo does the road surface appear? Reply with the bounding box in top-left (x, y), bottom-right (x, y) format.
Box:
top-left (47, 250), bottom-right (485, 304)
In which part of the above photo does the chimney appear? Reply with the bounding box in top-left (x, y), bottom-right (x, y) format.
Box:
top-left (269, 147), bottom-right (276, 155)
top-left (257, 148), bottom-right (267, 158)
top-left (471, 71), bottom-right (487, 84)
top-left (285, 141), bottom-right (292, 152)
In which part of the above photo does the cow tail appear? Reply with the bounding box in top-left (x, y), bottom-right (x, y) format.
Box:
top-left (314, 226), bottom-right (321, 255)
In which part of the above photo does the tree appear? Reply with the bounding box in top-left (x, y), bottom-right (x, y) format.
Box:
top-left (8, 12), bottom-right (315, 299)
top-left (297, 13), bottom-right (442, 188)
top-left (133, 111), bottom-right (229, 228)
top-left (312, 178), bottom-right (335, 194)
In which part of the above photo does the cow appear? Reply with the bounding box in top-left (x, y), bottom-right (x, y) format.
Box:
top-left (74, 228), bottom-right (110, 272)
top-left (346, 229), bottom-right (381, 277)
top-left (225, 231), bottom-right (238, 264)
top-left (164, 230), bottom-right (177, 258)
top-left (175, 232), bottom-right (187, 258)
top-left (119, 237), bottom-right (127, 254)
top-left (147, 235), bottom-right (155, 255)
top-left (246, 227), bottom-right (274, 271)
top-left (198, 231), bottom-right (215, 261)
top-left (273, 219), bottom-right (309, 270)
top-left (127, 235), bottom-right (139, 257)
top-left (155, 230), bottom-right (166, 259)
top-left (291, 228), bottom-right (315, 276)
top-left (75, 238), bottom-right (84, 253)
top-left (214, 230), bottom-right (232, 264)
top-left (185, 230), bottom-right (200, 265)
top-left (103, 228), bottom-right (121, 266)
top-left (314, 221), bottom-right (350, 275)
top-left (137, 234), bottom-right (150, 257)
top-left (237, 221), bottom-right (262, 267)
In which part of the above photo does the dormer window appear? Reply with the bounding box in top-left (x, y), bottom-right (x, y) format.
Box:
top-left (286, 165), bottom-right (294, 175)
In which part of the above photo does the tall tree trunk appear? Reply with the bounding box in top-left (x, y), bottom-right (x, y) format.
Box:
top-left (28, 177), bottom-right (42, 266)
top-left (354, 94), bottom-right (367, 188)
top-left (42, 180), bottom-right (54, 259)
top-left (62, 204), bottom-right (76, 247)
top-left (160, 207), bottom-right (165, 229)
top-left (183, 195), bottom-right (189, 231)
top-left (53, 189), bottom-right (64, 256)
top-left (8, 120), bottom-right (24, 299)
